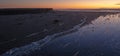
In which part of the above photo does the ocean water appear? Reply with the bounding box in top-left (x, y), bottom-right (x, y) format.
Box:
top-left (2, 12), bottom-right (120, 56)
top-left (57, 9), bottom-right (120, 12)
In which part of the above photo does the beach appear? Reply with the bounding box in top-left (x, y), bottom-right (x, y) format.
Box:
top-left (0, 10), bottom-right (119, 55)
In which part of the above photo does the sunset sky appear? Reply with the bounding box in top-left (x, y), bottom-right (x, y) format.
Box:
top-left (0, 0), bottom-right (120, 9)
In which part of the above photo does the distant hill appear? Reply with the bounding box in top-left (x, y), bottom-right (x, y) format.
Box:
top-left (0, 8), bottom-right (53, 15)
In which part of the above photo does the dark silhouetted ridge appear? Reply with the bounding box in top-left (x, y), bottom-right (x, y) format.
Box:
top-left (0, 8), bottom-right (53, 15)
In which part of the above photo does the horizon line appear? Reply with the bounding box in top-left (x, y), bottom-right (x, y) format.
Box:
top-left (1, 7), bottom-right (120, 10)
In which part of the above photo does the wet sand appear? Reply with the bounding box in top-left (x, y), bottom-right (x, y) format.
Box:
top-left (0, 11), bottom-right (118, 54)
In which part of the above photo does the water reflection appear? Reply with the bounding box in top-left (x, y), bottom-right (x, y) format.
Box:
top-left (2, 13), bottom-right (120, 56)
top-left (39, 13), bottom-right (120, 56)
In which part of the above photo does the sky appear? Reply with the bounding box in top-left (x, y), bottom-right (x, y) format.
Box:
top-left (0, 0), bottom-right (120, 9)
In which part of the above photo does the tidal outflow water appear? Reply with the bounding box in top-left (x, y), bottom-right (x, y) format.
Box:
top-left (2, 13), bottom-right (120, 56)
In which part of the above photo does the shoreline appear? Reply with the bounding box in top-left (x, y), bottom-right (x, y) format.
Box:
top-left (0, 11), bottom-right (119, 54)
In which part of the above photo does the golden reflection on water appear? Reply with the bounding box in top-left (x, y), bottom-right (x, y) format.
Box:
top-left (76, 13), bottom-right (120, 38)
top-left (95, 13), bottom-right (120, 25)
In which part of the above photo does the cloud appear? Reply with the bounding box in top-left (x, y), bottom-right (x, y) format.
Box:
top-left (115, 3), bottom-right (120, 5)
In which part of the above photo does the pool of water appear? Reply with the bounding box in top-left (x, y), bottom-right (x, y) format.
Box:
top-left (3, 13), bottom-right (120, 56)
